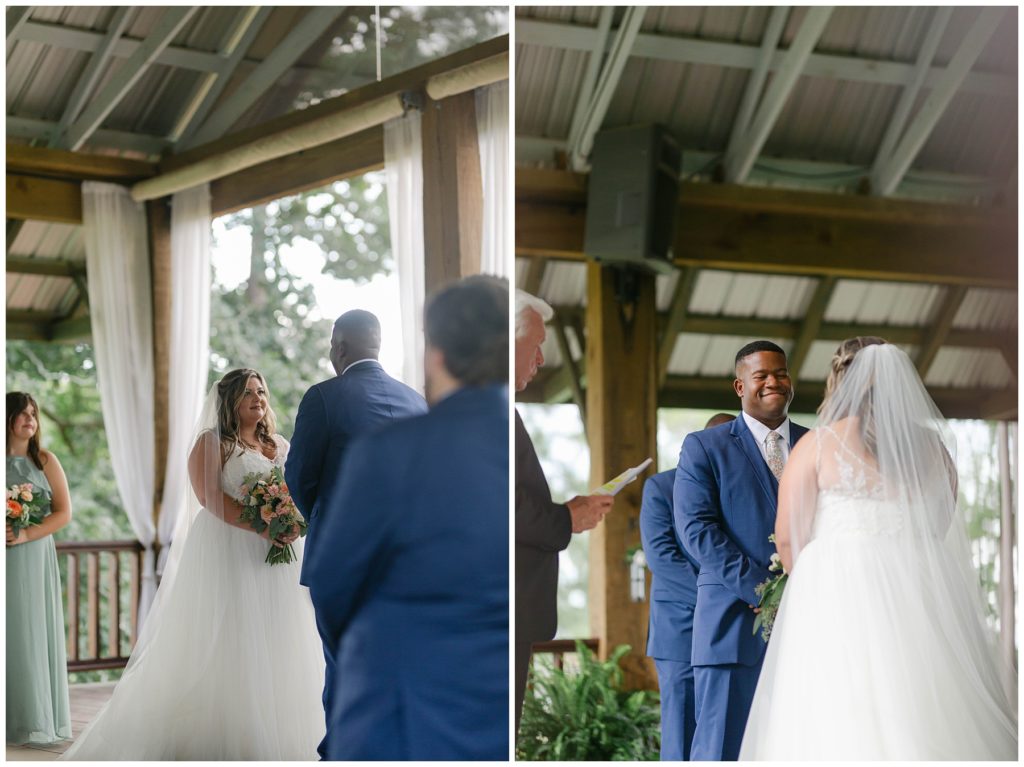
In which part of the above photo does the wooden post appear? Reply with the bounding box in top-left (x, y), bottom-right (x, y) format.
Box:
top-left (420, 91), bottom-right (482, 295)
top-left (585, 262), bottom-right (658, 690)
top-left (147, 199), bottom-right (172, 546)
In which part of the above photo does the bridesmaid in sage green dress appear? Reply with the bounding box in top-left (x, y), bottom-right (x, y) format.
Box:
top-left (6, 392), bottom-right (72, 745)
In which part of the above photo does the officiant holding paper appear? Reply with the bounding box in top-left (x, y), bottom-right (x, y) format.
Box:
top-left (514, 290), bottom-right (614, 733)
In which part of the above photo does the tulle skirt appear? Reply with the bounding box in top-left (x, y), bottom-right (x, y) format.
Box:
top-left (61, 510), bottom-right (325, 760)
top-left (740, 534), bottom-right (1018, 760)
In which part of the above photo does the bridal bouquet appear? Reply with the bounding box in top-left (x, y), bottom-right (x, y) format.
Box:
top-left (237, 467), bottom-right (307, 565)
top-left (6, 482), bottom-right (49, 537)
top-left (752, 534), bottom-right (787, 642)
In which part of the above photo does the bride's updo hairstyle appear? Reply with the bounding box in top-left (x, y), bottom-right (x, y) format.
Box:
top-left (216, 368), bottom-right (278, 463)
top-left (820, 336), bottom-right (887, 410)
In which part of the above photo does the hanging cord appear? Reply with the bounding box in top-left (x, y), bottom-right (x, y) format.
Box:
top-left (375, 5), bottom-right (382, 82)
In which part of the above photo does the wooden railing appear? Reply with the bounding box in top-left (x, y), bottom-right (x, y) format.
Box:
top-left (56, 540), bottom-right (144, 672)
top-left (531, 638), bottom-right (600, 671)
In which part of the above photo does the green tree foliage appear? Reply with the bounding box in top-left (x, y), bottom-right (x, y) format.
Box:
top-left (517, 642), bottom-right (660, 761)
top-left (302, 5), bottom-right (508, 103)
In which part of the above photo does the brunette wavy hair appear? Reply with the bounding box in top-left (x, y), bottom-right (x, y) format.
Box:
top-left (215, 369), bottom-right (278, 464)
top-left (7, 392), bottom-right (45, 470)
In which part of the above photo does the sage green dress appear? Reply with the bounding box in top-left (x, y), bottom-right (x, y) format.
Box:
top-left (6, 455), bottom-right (71, 745)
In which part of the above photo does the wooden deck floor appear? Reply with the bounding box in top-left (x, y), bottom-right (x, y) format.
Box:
top-left (6, 683), bottom-right (114, 762)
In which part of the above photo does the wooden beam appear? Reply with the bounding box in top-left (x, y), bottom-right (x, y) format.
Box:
top-left (554, 304), bottom-right (1015, 353)
top-left (552, 310), bottom-right (586, 428)
top-left (6, 6), bottom-right (30, 55)
top-left (7, 174), bottom-right (82, 223)
top-left (872, 8), bottom-right (1004, 196)
top-left (7, 219), bottom-right (24, 251)
top-left (147, 200), bottom-right (172, 537)
top-left (64, 7), bottom-right (199, 151)
top-left (725, 7), bottom-right (833, 183)
top-left (916, 286), bottom-right (969, 378)
top-left (6, 256), bottom-right (86, 277)
top-left (870, 8), bottom-right (952, 189)
top-left (50, 315), bottom-right (91, 342)
top-left (515, 17), bottom-right (1015, 99)
top-left (7, 144), bottom-right (157, 181)
top-left (422, 91), bottom-right (483, 294)
top-left (586, 263), bottom-right (658, 690)
top-left (186, 7), bottom-right (345, 146)
top-left (565, 6), bottom-right (613, 169)
top-left (657, 267), bottom-right (698, 389)
top-left (174, 7), bottom-right (272, 148)
top-left (163, 35), bottom-right (508, 174)
top-left (521, 257), bottom-right (547, 297)
top-left (727, 7), bottom-right (790, 159)
top-left (789, 276), bottom-right (837, 383)
top-left (568, 6), bottom-right (646, 170)
top-left (210, 127), bottom-right (384, 217)
top-left (50, 7), bottom-right (134, 149)
top-left (514, 173), bottom-right (1017, 288)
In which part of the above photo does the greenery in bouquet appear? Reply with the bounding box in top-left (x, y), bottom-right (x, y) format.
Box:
top-left (517, 641), bottom-right (660, 761)
top-left (6, 482), bottom-right (50, 536)
top-left (753, 533), bottom-right (788, 642)
top-left (237, 466), bottom-right (307, 565)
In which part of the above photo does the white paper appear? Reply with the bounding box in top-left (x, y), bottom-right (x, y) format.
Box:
top-left (592, 457), bottom-right (653, 496)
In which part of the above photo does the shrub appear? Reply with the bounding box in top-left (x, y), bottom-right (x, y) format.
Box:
top-left (516, 641), bottom-right (660, 761)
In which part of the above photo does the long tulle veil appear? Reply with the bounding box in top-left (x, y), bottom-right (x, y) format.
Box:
top-left (779, 342), bottom-right (1016, 739)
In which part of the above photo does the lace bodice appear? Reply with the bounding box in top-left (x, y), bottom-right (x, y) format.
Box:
top-left (812, 426), bottom-right (905, 539)
top-left (221, 435), bottom-right (289, 502)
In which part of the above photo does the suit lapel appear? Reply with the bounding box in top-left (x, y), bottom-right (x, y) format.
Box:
top-left (731, 416), bottom-right (778, 504)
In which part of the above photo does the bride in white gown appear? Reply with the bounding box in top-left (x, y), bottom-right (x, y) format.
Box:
top-left (740, 338), bottom-right (1017, 760)
top-left (63, 369), bottom-right (325, 760)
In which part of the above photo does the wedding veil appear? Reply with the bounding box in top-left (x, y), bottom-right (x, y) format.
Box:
top-left (777, 340), bottom-right (1017, 738)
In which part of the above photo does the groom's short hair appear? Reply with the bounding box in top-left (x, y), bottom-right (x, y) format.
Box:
top-left (426, 276), bottom-right (508, 387)
top-left (735, 340), bottom-right (786, 371)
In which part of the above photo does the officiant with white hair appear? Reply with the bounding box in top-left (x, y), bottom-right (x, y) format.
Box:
top-left (514, 289), bottom-right (614, 733)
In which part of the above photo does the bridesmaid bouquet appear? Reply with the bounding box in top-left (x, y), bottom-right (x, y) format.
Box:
top-left (752, 534), bottom-right (787, 642)
top-left (6, 483), bottom-right (48, 536)
top-left (237, 467), bottom-right (307, 565)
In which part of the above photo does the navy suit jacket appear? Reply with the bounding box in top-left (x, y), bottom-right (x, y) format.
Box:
top-left (305, 385), bottom-right (509, 761)
top-left (640, 469), bottom-right (699, 665)
top-left (673, 415), bottom-right (807, 667)
top-left (285, 361), bottom-right (426, 586)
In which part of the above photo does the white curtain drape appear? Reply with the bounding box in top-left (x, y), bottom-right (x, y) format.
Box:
top-left (476, 80), bottom-right (509, 277)
top-left (81, 182), bottom-right (158, 626)
top-left (384, 110), bottom-right (426, 395)
top-left (158, 185), bottom-right (212, 572)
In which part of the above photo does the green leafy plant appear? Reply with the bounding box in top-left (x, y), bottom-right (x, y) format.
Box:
top-left (516, 641), bottom-right (660, 761)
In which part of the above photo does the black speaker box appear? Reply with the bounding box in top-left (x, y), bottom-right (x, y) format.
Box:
top-left (583, 124), bottom-right (680, 273)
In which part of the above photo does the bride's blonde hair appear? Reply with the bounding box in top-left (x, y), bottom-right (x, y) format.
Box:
top-left (216, 368), bottom-right (278, 464)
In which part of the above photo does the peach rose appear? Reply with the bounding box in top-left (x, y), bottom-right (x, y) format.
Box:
top-left (260, 504), bottom-right (274, 524)
top-left (19, 487), bottom-right (33, 502)
top-left (7, 499), bottom-right (23, 517)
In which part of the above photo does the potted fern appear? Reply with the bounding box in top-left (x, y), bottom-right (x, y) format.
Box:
top-left (517, 641), bottom-right (660, 761)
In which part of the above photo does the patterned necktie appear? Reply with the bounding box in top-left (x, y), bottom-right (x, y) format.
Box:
top-left (765, 431), bottom-right (784, 480)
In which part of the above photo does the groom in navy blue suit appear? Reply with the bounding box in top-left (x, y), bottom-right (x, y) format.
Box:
top-left (286, 309), bottom-right (426, 758)
top-left (674, 341), bottom-right (808, 760)
top-left (306, 276), bottom-right (508, 760)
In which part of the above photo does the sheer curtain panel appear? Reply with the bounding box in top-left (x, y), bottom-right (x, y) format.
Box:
top-left (81, 182), bottom-right (158, 625)
top-left (476, 80), bottom-right (509, 277)
top-left (384, 110), bottom-right (426, 395)
top-left (158, 185), bottom-right (212, 572)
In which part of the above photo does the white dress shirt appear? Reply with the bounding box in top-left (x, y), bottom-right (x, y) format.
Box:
top-left (341, 358), bottom-right (377, 376)
top-left (741, 411), bottom-right (792, 467)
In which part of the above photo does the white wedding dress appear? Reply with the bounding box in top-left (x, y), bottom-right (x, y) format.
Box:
top-left (740, 425), bottom-right (1018, 760)
top-left (62, 436), bottom-right (325, 760)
